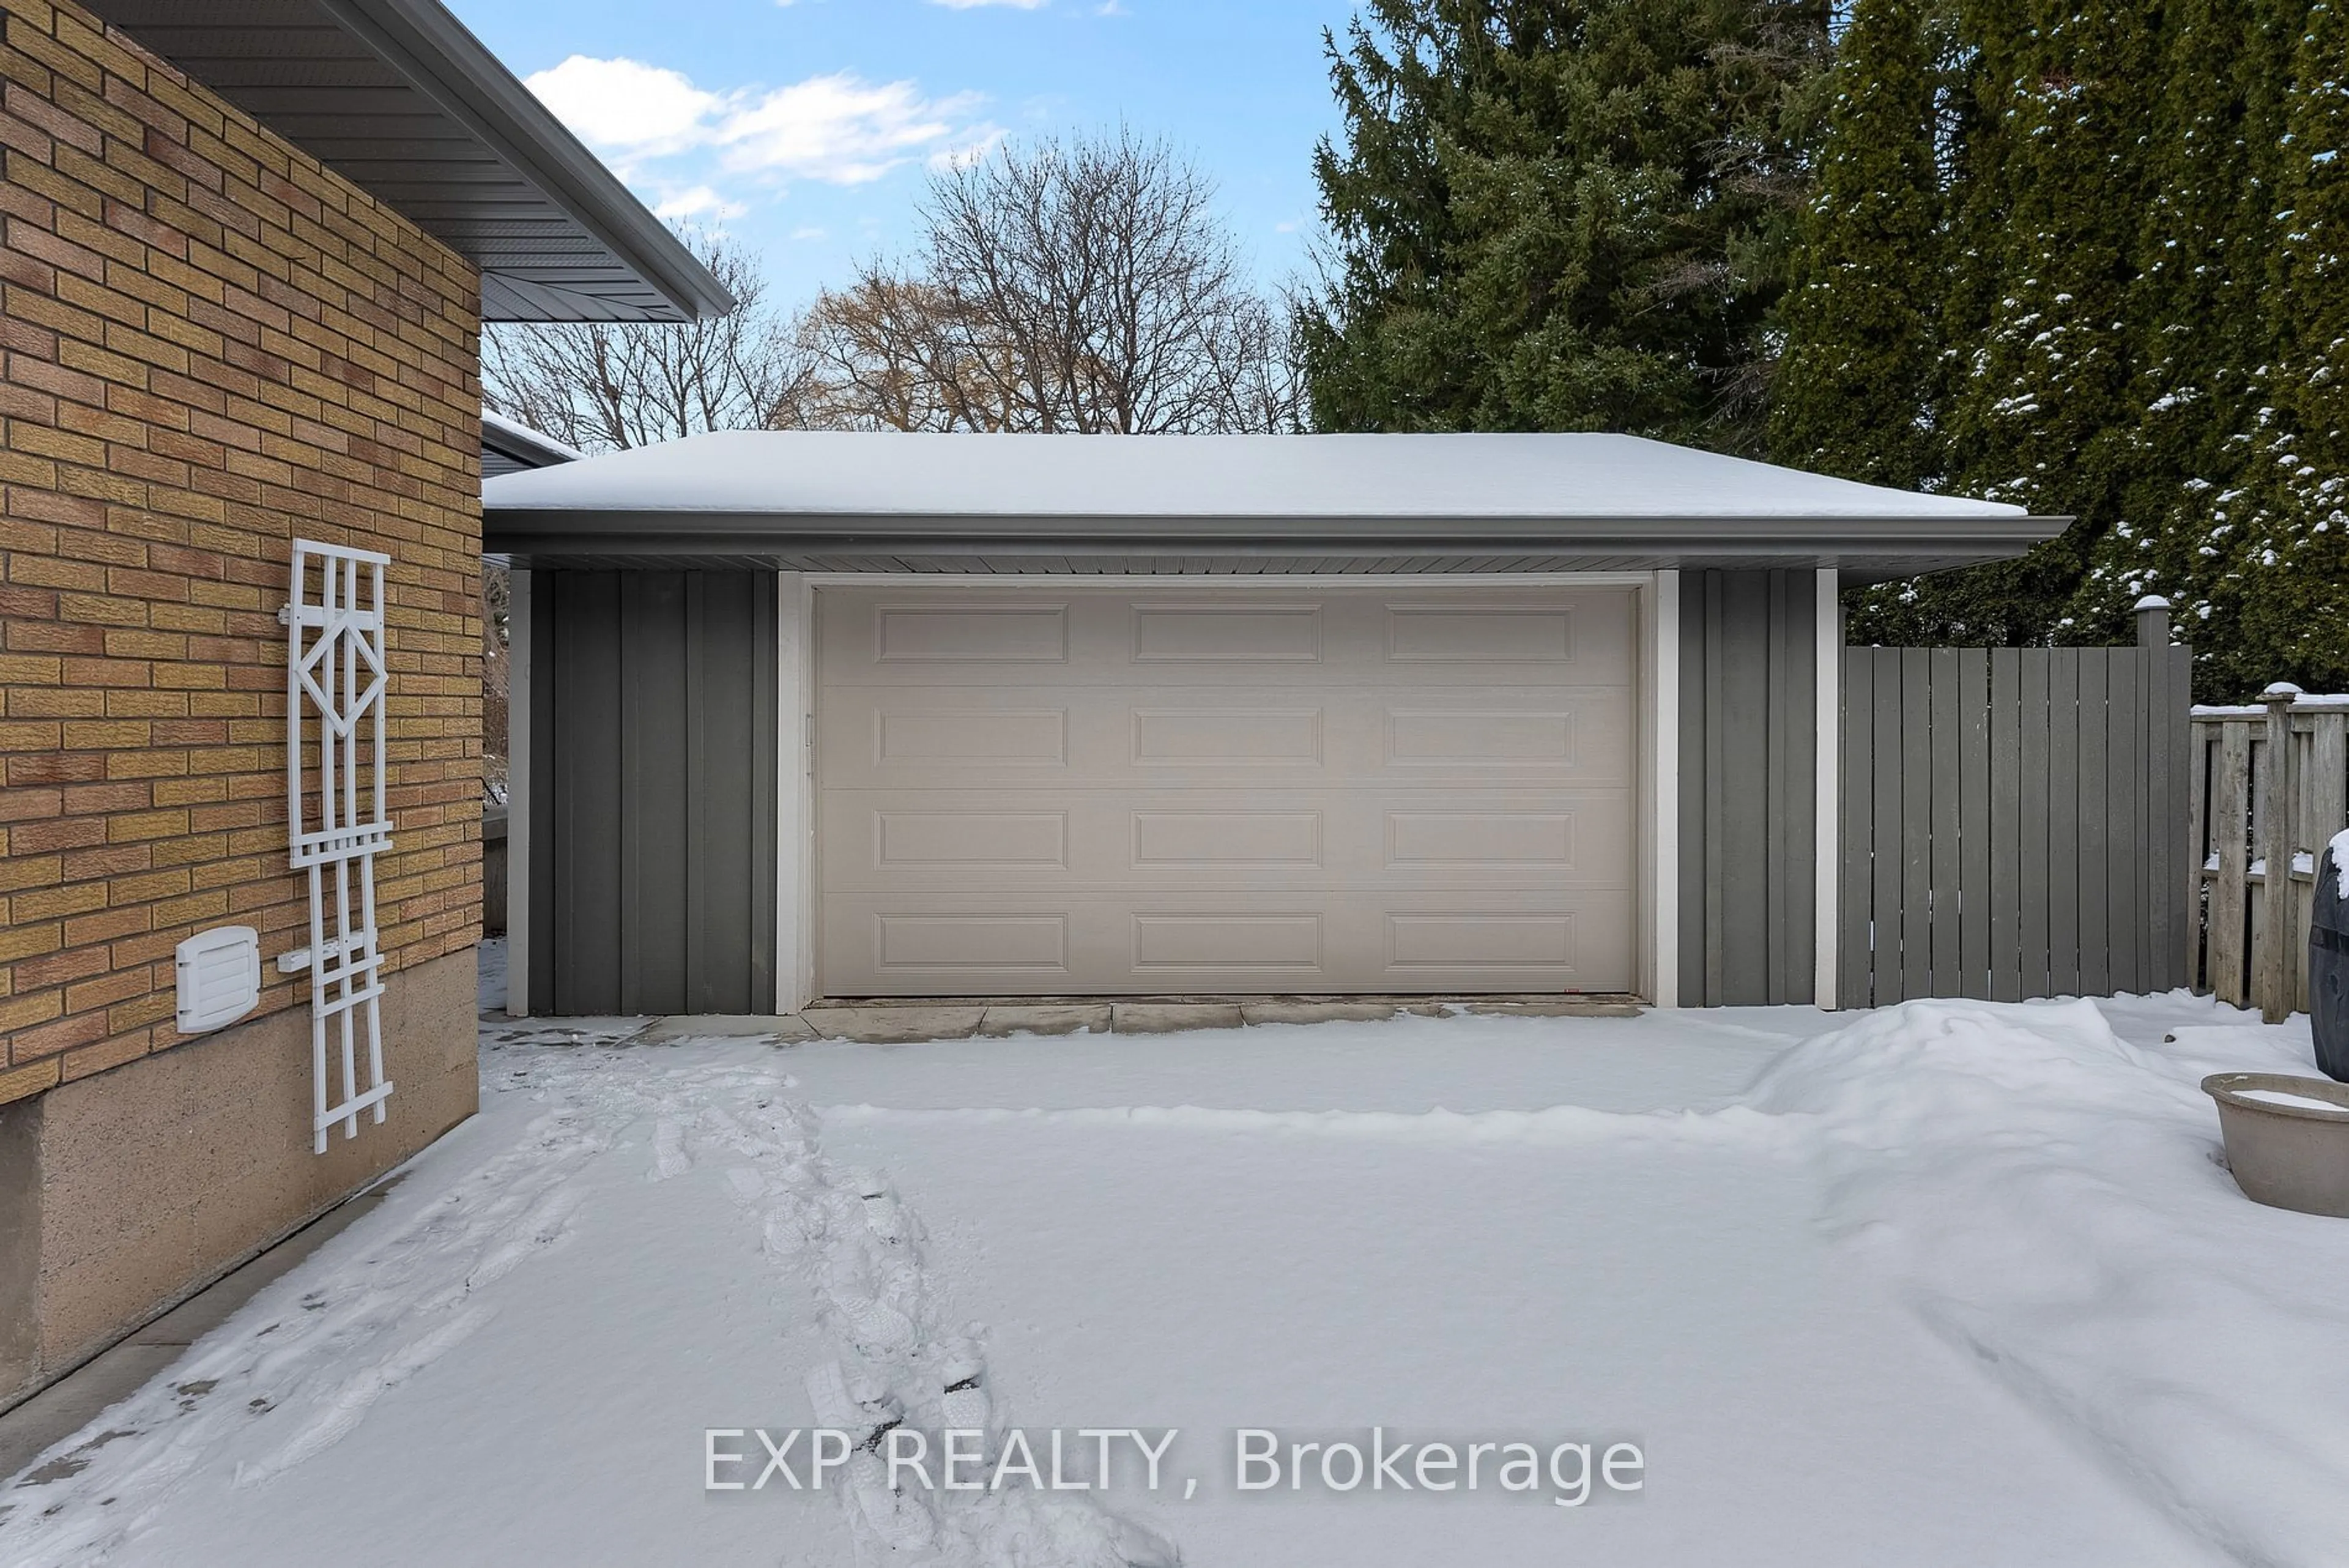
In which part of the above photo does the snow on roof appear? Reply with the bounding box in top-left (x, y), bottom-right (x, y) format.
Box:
top-left (481, 430), bottom-right (2030, 521)
top-left (481, 411), bottom-right (584, 466)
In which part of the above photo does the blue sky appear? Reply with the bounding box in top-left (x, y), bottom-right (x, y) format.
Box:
top-left (446, 0), bottom-right (1362, 308)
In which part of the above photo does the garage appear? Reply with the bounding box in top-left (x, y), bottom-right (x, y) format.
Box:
top-left (813, 583), bottom-right (1637, 996)
top-left (487, 428), bottom-right (2052, 1013)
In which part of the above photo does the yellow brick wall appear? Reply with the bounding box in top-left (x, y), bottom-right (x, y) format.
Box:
top-left (0, 0), bottom-right (483, 1104)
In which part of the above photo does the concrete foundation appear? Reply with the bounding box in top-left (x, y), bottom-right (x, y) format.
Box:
top-left (0, 948), bottom-right (479, 1414)
top-left (1109, 1002), bottom-right (1247, 1035)
top-left (784, 994), bottom-right (1646, 1043)
top-left (977, 1004), bottom-right (1115, 1038)
top-left (800, 1005), bottom-right (989, 1044)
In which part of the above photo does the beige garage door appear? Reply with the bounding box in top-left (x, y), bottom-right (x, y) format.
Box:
top-left (814, 584), bottom-right (1636, 997)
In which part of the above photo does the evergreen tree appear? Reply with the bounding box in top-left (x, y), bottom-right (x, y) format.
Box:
top-left (2104, 0), bottom-right (2302, 691)
top-left (2222, 0), bottom-right (2349, 694)
top-left (1784, 0), bottom-right (2080, 648)
top-left (1299, 0), bottom-right (1830, 451)
top-left (1928, 0), bottom-right (2161, 644)
top-left (1768, 0), bottom-right (1943, 489)
top-left (1818, 0), bottom-right (2338, 693)
top-left (2092, 0), bottom-right (2275, 658)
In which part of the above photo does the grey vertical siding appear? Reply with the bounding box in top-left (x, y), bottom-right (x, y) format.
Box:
top-left (528, 571), bottom-right (778, 1017)
top-left (541, 571), bottom-right (622, 1015)
top-left (687, 574), bottom-right (779, 1014)
top-left (621, 573), bottom-right (689, 1009)
top-left (1677, 570), bottom-right (1817, 1006)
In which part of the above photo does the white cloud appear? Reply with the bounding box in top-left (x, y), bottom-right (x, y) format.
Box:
top-left (654, 186), bottom-right (748, 222)
top-left (928, 0), bottom-right (1048, 8)
top-left (527, 56), bottom-right (722, 158)
top-left (718, 74), bottom-right (979, 185)
top-left (524, 56), bottom-right (993, 209)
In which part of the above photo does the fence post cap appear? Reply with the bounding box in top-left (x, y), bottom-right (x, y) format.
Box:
top-left (2132, 594), bottom-right (2171, 611)
top-left (2262, 682), bottom-right (2304, 699)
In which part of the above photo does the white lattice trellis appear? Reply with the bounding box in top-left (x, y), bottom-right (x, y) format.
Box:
top-left (281, 540), bottom-right (395, 1153)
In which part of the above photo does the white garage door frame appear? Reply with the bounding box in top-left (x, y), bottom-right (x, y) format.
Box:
top-left (772, 571), bottom-right (1679, 1011)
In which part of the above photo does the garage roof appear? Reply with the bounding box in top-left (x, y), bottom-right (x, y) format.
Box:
top-left (483, 431), bottom-right (2063, 580)
top-left (85, 0), bottom-right (732, 322)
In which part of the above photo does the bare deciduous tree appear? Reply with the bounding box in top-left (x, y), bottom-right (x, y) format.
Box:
top-left (483, 231), bottom-right (800, 451)
top-left (784, 130), bottom-right (1304, 434)
top-left (779, 272), bottom-right (1012, 433)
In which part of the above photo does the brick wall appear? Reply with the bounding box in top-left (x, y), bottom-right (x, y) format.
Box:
top-left (0, 0), bottom-right (484, 1106)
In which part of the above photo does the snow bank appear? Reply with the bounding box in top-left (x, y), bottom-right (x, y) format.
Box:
top-left (820, 1099), bottom-right (1781, 1148)
top-left (1751, 998), bottom-right (2349, 1568)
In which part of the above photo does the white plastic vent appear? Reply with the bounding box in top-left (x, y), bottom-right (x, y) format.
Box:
top-left (175, 926), bottom-right (259, 1035)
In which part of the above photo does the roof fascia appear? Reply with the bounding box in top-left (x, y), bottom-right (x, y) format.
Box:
top-left (317, 0), bottom-right (733, 321)
top-left (483, 510), bottom-right (2069, 565)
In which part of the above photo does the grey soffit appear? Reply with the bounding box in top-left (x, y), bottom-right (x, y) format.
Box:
top-left (84, 0), bottom-right (733, 323)
top-left (481, 414), bottom-right (581, 475)
top-left (511, 554), bottom-right (1710, 574)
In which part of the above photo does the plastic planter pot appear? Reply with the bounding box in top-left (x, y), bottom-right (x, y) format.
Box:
top-left (2202, 1073), bottom-right (2349, 1217)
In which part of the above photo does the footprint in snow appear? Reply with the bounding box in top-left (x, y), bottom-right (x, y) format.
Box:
top-left (650, 1118), bottom-right (691, 1181)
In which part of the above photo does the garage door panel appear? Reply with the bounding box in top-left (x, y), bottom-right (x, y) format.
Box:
top-left (1133, 912), bottom-right (1326, 970)
top-left (817, 584), bottom-right (1638, 995)
top-left (1131, 601), bottom-right (1324, 663)
top-left (1387, 707), bottom-right (1573, 768)
top-left (820, 890), bottom-right (1636, 996)
top-left (869, 705), bottom-right (1069, 768)
top-left (822, 589), bottom-right (1635, 687)
top-left (1387, 912), bottom-right (1578, 969)
top-left (1131, 705), bottom-right (1326, 766)
top-left (872, 602), bottom-right (1071, 664)
top-left (818, 789), bottom-right (1636, 892)
top-left (1132, 808), bottom-right (1323, 869)
top-left (1386, 604), bottom-right (1568, 663)
top-left (875, 912), bottom-right (1071, 975)
top-left (1386, 808), bottom-right (1574, 868)
top-left (821, 686), bottom-right (1635, 789)
top-left (874, 810), bottom-right (1071, 870)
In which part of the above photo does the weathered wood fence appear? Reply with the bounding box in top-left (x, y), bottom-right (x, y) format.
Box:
top-left (2189, 689), bottom-right (2349, 1020)
top-left (1838, 607), bottom-right (2192, 1008)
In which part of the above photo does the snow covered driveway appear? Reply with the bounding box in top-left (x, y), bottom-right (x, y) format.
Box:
top-left (4, 993), bottom-right (2344, 1567)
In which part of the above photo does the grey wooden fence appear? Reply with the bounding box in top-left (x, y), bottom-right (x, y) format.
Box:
top-left (1839, 613), bottom-right (2192, 1008)
top-left (2189, 691), bottom-right (2349, 1020)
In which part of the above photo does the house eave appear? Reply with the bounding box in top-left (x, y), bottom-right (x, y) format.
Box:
top-left (483, 508), bottom-right (2070, 578)
top-left (83, 0), bottom-right (733, 323)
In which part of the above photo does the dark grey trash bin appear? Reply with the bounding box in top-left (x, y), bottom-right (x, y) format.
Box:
top-left (2317, 842), bottom-right (2349, 1083)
